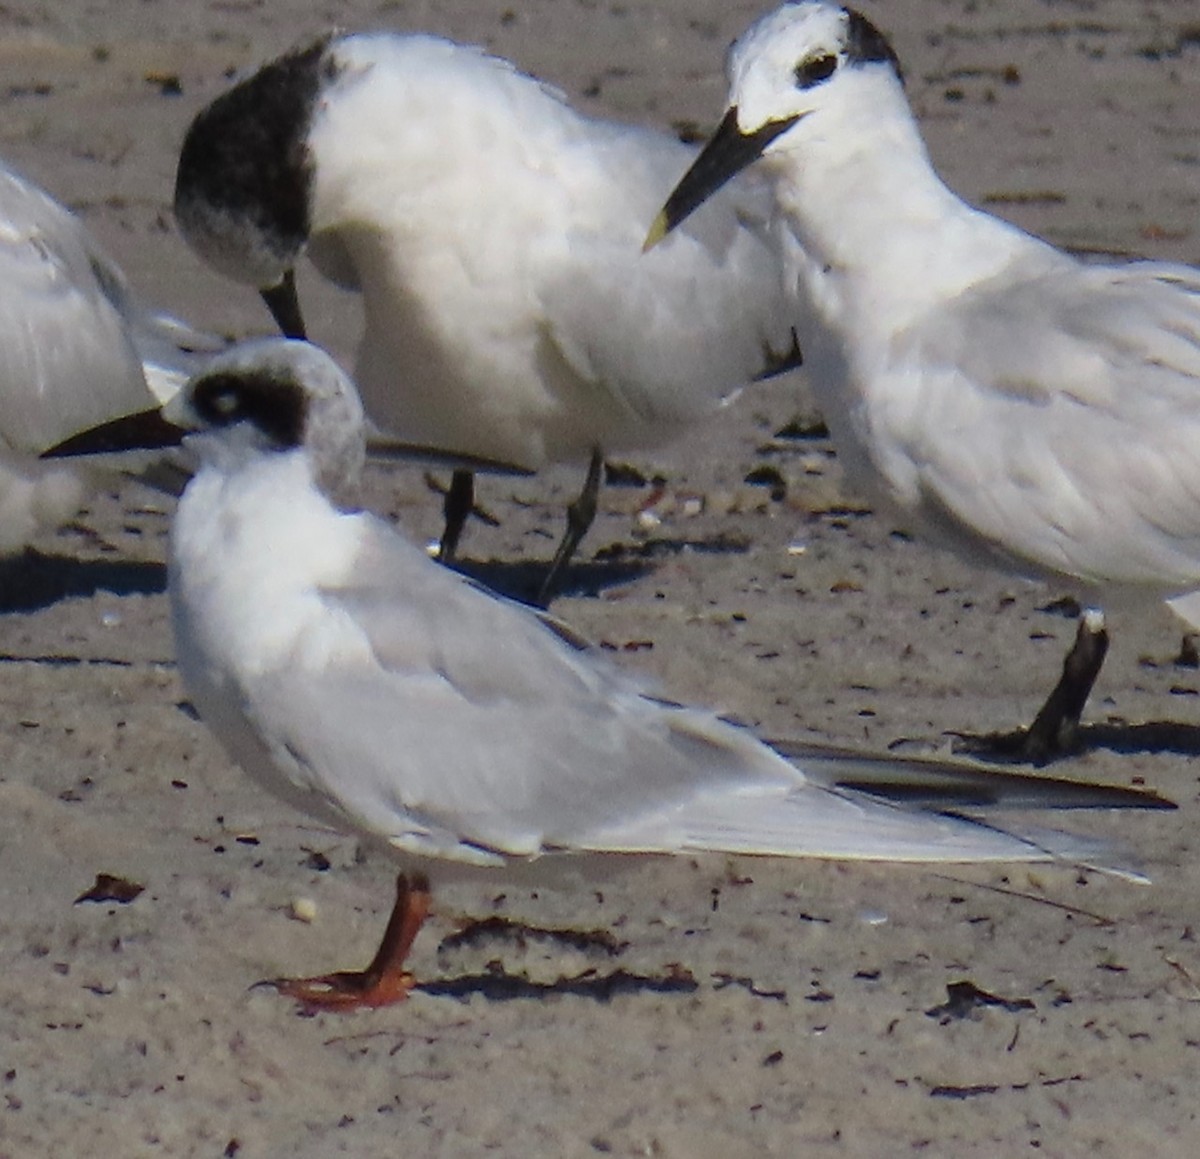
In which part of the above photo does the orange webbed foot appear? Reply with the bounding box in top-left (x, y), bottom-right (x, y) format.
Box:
top-left (265, 871), bottom-right (431, 1013)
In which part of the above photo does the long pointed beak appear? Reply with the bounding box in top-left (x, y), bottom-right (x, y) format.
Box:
top-left (644, 107), bottom-right (801, 251)
top-left (261, 268), bottom-right (307, 340)
top-left (40, 407), bottom-right (189, 459)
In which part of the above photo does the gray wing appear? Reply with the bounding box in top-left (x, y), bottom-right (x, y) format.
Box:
top-left (0, 166), bottom-right (151, 453)
top-left (769, 740), bottom-right (1173, 810)
top-left (0, 164), bottom-right (225, 451)
top-left (890, 256), bottom-right (1200, 590)
top-left (236, 517), bottom-right (1146, 872)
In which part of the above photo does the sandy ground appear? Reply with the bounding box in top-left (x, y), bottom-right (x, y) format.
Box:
top-left (1, 0), bottom-right (1199, 1155)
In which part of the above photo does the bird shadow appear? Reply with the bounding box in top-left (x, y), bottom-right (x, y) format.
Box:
top-left (592, 530), bottom-right (754, 563)
top-left (0, 550), bottom-right (167, 614)
top-left (452, 527), bottom-right (754, 605)
top-left (449, 556), bottom-right (654, 605)
top-left (414, 964), bottom-right (698, 1003)
top-left (949, 719), bottom-right (1200, 767)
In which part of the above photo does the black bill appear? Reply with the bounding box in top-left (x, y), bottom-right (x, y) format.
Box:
top-left (644, 107), bottom-right (800, 249)
top-left (261, 267), bottom-right (307, 340)
top-left (41, 407), bottom-right (189, 459)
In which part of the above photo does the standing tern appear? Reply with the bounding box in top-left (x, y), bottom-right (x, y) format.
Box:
top-left (649, 1), bottom-right (1200, 761)
top-left (0, 160), bottom-right (220, 555)
top-left (46, 337), bottom-right (1169, 1010)
top-left (173, 32), bottom-right (803, 602)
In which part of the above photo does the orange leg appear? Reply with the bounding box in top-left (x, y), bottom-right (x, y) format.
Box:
top-left (269, 872), bottom-right (431, 1013)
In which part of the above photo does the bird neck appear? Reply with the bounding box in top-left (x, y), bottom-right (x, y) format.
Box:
top-left (170, 450), bottom-right (366, 680)
top-left (763, 87), bottom-right (1044, 331)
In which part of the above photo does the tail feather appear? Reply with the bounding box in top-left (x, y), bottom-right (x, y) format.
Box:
top-left (770, 739), bottom-right (1174, 811)
top-left (582, 769), bottom-right (1153, 881)
top-left (665, 783), bottom-right (1144, 877)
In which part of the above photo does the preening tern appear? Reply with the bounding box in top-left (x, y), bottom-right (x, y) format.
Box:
top-left (174, 32), bottom-right (804, 601)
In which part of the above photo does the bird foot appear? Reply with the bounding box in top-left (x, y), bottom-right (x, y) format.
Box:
top-left (537, 446), bottom-right (604, 605)
top-left (264, 871), bottom-right (431, 1013)
top-left (269, 966), bottom-right (417, 1012)
top-left (1019, 610), bottom-right (1109, 763)
top-left (950, 609), bottom-right (1109, 766)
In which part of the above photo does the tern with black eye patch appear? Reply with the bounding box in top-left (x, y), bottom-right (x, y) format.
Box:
top-left (41, 335), bottom-right (1170, 1010)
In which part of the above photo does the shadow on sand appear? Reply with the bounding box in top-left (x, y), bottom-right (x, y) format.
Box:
top-left (449, 556), bottom-right (653, 606)
top-left (951, 719), bottom-right (1200, 767)
top-left (0, 549), bottom-right (167, 614)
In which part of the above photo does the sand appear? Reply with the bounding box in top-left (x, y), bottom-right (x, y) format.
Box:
top-left (1, 0), bottom-right (1198, 1155)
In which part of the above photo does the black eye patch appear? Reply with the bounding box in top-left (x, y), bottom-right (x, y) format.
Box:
top-left (191, 370), bottom-right (309, 448)
top-left (794, 53), bottom-right (838, 89)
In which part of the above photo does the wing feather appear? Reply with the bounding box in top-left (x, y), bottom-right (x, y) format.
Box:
top-left (221, 517), bottom-right (1154, 873)
top-left (887, 258), bottom-right (1200, 590)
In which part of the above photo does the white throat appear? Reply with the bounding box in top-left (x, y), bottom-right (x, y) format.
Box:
top-left (759, 72), bottom-right (1059, 334)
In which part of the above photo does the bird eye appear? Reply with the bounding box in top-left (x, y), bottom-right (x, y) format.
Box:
top-left (794, 53), bottom-right (838, 89)
top-left (193, 376), bottom-right (247, 426)
top-left (209, 390), bottom-right (242, 420)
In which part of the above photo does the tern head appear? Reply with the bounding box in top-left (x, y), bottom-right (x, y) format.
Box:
top-left (175, 37), bottom-right (337, 339)
top-left (645, 2), bottom-right (901, 247)
top-left (44, 339), bottom-right (367, 496)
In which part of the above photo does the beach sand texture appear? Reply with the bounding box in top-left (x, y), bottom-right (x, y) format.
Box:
top-left (0, 2), bottom-right (1198, 1155)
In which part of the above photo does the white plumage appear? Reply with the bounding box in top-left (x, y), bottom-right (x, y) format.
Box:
top-left (173, 33), bottom-right (802, 584)
top-left (651, 1), bottom-right (1200, 757)
top-left (161, 341), bottom-right (1159, 869)
top-left (45, 337), bottom-right (1168, 1006)
top-left (0, 161), bottom-right (217, 552)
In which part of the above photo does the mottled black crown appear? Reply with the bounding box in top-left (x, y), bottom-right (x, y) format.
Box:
top-left (192, 370), bottom-right (310, 450)
top-left (174, 36), bottom-right (335, 266)
top-left (845, 8), bottom-right (903, 82)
